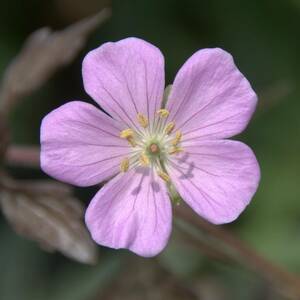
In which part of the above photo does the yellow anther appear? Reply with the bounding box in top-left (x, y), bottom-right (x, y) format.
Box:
top-left (120, 128), bottom-right (134, 139)
top-left (120, 128), bottom-right (136, 147)
top-left (172, 130), bottom-right (182, 146)
top-left (157, 109), bottom-right (170, 118)
top-left (165, 122), bottom-right (175, 135)
top-left (120, 158), bottom-right (129, 172)
top-left (139, 153), bottom-right (150, 166)
top-left (127, 137), bottom-right (136, 147)
top-left (169, 147), bottom-right (183, 155)
top-left (158, 171), bottom-right (170, 182)
top-left (137, 113), bottom-right (148, 128)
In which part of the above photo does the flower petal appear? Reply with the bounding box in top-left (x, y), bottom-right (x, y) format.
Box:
top-left (41, 101), bottom-right (130, 187)
top-left (166, 48), bottom-right (257, 140)
top-left (82, 38), bottom-right (165, 130)
top-left (85, 168), bottom-right (172, 257)
top-left (167, 140), bottom-right (260, 224)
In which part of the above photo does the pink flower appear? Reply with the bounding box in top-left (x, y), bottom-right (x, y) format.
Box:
top-left (40, 38), bottom-right (260, 257)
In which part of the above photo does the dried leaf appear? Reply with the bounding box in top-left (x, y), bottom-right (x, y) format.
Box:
top-left (0, 178), bottom-right (98, 264)
top-left (0, 8), bottom-right (111, 113)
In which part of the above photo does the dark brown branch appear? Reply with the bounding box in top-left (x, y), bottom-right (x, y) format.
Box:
top-left (175, 204), bottom-right (300, 299)
top-left (0, 113), bottom-right (9, 162)
top-left (5, 145), bottom-right (40, 168)
top-left (174, 224), bottom-right (234, 263)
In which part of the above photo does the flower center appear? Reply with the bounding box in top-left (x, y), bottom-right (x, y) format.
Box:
top-left (119, 109), bottom-right (183, 182)
top-left (149, 143), bottom-right (159, 154)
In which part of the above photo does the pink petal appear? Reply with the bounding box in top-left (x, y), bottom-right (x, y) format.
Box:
top-left (85, 168), bottom-right (172, 257)
top-left (166, 48), bottom-right (257, 140)
top-left (40, 101), bottom-right (130, 187)
top-left (82, 38), bottom-right (165, 130)
top-left (167, 140), bottom-right (260, 224)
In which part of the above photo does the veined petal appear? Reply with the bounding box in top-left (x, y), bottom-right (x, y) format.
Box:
top-left (82, 38), bottom-right (165, 129)
top-left (85, 168), bottom-right (172, 257)
top-left (167, 140), bottom-right (260, 224)
top-left (40, 101), bottom-right (130, 187)
top-left (166, 48), bottom-right (257, 140)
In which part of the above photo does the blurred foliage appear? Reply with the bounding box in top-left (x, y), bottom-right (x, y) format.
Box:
top-left (0, 0), bottom-right (300, 299)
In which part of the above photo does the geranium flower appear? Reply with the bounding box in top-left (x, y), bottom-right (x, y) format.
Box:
top-left (40, 38), bottom-right (260, 257)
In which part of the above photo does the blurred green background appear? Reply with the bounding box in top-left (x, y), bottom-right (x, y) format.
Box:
top-left (1, 0), bottom-right (300, 299)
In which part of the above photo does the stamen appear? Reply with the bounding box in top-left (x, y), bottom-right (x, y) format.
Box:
top-left (139, 153), bottom-right (150, 166)
top-left (165, 122), bottom-right (175, 135)
top-left (120, 128), bottom-right (134, 139)
top-left (120, 128), bottom-right (137, 147)
top-left (169, 147), bottom-right (183, 155)
top-left (157, 109), bottom-right (170, 118)
top-left (172, 130), bottom-right (182, 146)
top-left (120, 158), bottom-right (129, 172)
top-left (137, 113), bottom-right (148, 128)
top-left (127, 137), bottom-right (136, 147)
top-left (158, 171), bottom-right (170, 182)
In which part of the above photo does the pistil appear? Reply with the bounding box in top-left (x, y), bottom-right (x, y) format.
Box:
top-left (149, 143), bottom-right (159, 154)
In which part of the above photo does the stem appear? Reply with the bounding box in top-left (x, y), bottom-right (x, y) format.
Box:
top-left (175, 204), bottom-right (300, 299)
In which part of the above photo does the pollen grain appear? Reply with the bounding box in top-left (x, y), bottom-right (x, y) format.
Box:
top-left (157, 109), bottom-right (170, 118)
top-left (169, 147), bottom-right (183, 155)
top-left (137, 113), bottom-right (148, 128)
top-left (139, 153), bottom-right (150, 166)
top-left (120, 128), bottom-right (134, 139)
top-left (165, 122), bottom-right (175, 135)
top-left (120, 158), bottom-right (130, 172)
top-left (172, 130), bottom-right (182, 146)
top-left (127, 137), bottom-right (136, 147)
top-left (158, 171), bottom-right (170, 182)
